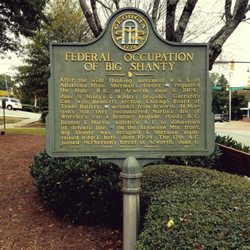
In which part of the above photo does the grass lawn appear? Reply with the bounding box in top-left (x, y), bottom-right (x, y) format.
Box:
top-left (2, 121), bottom-right (46, 136)
top-left (5, 128), bottom-right (45, 136)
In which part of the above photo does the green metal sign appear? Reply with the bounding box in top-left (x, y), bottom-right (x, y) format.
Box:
top-left (46, 8), bottom-right (214, 158)
top-left (229, 87), bottom-right (244, 90)
top-left (212, 86), bottom-right (222, 90)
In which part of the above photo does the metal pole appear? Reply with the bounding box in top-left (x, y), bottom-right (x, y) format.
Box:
top-left (3, 108), bottom-right (6, 130)
top-left (228, 72), bottom-right (232, 121)
top-left (215, 60), bottom-right (250, 64)
top-left (4, 75), bottom-right (9, 97)
top-left (121, 157), bottom-right (142, 250)
top-left (229, 89), bottom-right (232, 121)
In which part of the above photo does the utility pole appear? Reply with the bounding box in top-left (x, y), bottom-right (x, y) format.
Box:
top-left (4, 74), bottom-right (9, 97)
top-left (228, 61), bottom-right (234, 121)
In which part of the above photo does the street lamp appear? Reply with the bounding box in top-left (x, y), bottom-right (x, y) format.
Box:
top-left (228, 61), bottom-right (236, 121)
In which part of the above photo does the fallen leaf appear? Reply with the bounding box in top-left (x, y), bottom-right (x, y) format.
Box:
top-left (166, 219), bottom-right (174, 229)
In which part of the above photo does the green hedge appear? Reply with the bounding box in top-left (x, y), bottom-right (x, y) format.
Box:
top-left (39, 111), bottom-right (48, 123)
top-left (164, 134), bottom-right (250, 167)
top-left (22, 104), bottom-right (40, 113)
top-left (164, 144), bottom-right (221, 168)
top-left (30, 152), bottom-right (250, 248)
top-left (30, 152), bottom-right (122, 225)
top-left (138, 165), bottom-right (250, 249)
top-left (216, 134), bottom-right (250, 153)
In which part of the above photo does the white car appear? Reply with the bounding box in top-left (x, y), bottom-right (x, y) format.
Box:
top-left (0, 97), bottom-right (22, 110)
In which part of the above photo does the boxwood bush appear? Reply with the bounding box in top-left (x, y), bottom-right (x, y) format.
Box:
top-left (138, 165), bottom-right (250, 249)
top-left (164, 134), bottom-right (250, 167)
top-left (22, 104), bottom-right (40, 113)
top-left (216, 134), bottom-right (250, 153)
top-left (164, 143), bottom-right (221, 168)
top-left (39, 111), bottom-right (48, 123)
top-left (30, 152), bottom-right (122, 225)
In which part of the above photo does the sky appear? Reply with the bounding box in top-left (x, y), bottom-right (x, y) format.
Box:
top-left (211, 20), bottom-right (250, 87)
top-left (0, 1), bottom-right (250, 87)
top-left (0, 52), bottom-right (22, 76)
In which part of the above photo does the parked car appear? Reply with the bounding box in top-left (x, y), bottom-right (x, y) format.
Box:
top-left (0, 97), bottom-right (22, 110)
top-left (221, 113), bottom-right (229, 122)
top-left (214, 113), bottom-right (229, 122)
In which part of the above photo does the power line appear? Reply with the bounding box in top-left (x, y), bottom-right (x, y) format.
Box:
top-left (215, 61), bottom-right (250, 64)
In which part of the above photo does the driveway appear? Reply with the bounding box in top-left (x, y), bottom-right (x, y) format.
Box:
top-left (0, 109), bottom-right (41, 129)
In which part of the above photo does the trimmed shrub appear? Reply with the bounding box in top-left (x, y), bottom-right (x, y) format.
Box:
top-left (30, 152), bottom-right (122, 225)
top-left (39, 111), bottom-right (48, 123)
top-left (138, 165), bottom-right (250, 249)
top-left (164, 144), bottom-right (221, 168)
top-left (22, 104), bottom-right (40, 113)
top-left (216, 134), bottom-right (250, 153)
top-left (164, 134), bottom-right (250, 168)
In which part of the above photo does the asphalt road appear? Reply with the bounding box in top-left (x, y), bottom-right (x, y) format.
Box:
top-left (215, 121), bottom-right (250, 147)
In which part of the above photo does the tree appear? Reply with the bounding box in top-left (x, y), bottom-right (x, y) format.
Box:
top-left (78, 0), bottom-right (250, 69)
top-left (232, 91), bottom-right (247, 119)
top-left (0, 0), bottom-right (48, 53)
top-left (16, 31), bottom-right (50, 103)
top-left (0, 75), bottom-right (7, 90)
top-left (211, 73), bottom-right (247, 119)
top-left (16, 0), bottom-right (90, 107)
top-left (211, 73), bottom-right (229, 113)
top-left (0, 74), bottom-right (15, 93)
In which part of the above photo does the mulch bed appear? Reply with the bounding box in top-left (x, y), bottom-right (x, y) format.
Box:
top-left (0, 134), bottom-right (122, 249)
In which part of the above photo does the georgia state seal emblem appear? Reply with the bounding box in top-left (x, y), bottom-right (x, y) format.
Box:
top-left (111, 12), bottom-right (148, 52)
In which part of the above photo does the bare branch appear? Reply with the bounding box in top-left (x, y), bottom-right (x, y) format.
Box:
top-left (144, 2), bottom-right (153, 16)
top-left (209, 0), bottom-right (249, 69)
top-left (113, 0), bottom-right (120, 10)
top-left (78, 0), bottom-right (101, 37)
top-left (103, 6), bottom-right (111, 19)
top-left (96, 0), bottom-right (113, 12)
top-left (157, 2), bottom-right (165, 22)
top-left (246, 4), bottom-right (250, 12)
top-left (152, 0), bottom-right (161, 25)
top-left (175, 0), bottom-right (198, 41)
top-left (79, 27), bottom-right (92, 41)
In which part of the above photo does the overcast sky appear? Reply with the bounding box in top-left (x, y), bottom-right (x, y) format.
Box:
top-left (211, 20), bottom-right (250, 87)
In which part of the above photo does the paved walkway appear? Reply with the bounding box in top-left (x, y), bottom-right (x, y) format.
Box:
top-left (215, 120), bottom-right (250, 131)
top-left (0, 109), bottom-right (41, 129)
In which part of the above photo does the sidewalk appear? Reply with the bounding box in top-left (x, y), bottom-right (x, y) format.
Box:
top-left (0, 110), bottom-right (41, 130)
top-left (215, 120), bottom-right (250, 131)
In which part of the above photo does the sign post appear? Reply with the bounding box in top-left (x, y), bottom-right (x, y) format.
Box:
top-left (2, 99), bottom-right (6, 130)
top-left (46, 8), bottom-right (214, 250)
top-left (121, 157), bottom-right (142, 250)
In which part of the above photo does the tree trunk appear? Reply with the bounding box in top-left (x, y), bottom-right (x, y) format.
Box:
top-left (78, 0), bottom-right (102, 37)
top-left (165, 0), bottom-right (179, 42)
top-left (175, 0), bottom-right (198, 41)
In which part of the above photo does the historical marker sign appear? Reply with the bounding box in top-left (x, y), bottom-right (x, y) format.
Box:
top-left (46, 8), bottom-right (214, 158)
